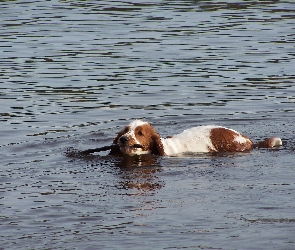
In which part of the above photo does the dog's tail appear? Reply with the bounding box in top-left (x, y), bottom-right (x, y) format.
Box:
top-left (255, 137), bottom-right (282, 148)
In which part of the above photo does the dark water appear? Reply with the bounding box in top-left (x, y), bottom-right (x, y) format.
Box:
top-left (1, 0), bottom-right (295, 249)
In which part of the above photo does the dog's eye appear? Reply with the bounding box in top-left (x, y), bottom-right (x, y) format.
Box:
top-left (138, 131), bottom-right (144, 136)
top-left (124, 127), bottom-right (129, 133)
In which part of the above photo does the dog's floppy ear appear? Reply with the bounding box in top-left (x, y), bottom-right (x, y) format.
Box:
top-left (150, 129), bottom-right (166, 156)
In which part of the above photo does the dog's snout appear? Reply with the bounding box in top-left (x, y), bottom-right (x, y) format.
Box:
top-left (119, 136), bottom-right (128, 144)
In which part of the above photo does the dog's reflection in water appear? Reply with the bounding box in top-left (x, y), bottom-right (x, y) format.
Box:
top-left (115, 154), bottom-right (164, 194)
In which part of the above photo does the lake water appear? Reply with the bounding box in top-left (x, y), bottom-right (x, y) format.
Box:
top-left (0, 0), bottom-right (294, 249)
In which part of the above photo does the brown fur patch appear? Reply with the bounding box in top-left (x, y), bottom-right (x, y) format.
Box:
top-left (210, 127), bottom-right (253, 152)
top-left (134, 124), bottom-right (166, 155)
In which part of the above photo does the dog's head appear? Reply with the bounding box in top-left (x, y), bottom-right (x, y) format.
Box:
top-left (112, 120), bottom-right (165, 156)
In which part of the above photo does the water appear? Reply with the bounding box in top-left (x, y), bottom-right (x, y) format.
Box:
top-left (1, 0), bottom-right (295, 249)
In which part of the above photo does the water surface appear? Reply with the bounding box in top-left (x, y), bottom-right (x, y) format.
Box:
top-left (0, 0), bottom-right (295, 249)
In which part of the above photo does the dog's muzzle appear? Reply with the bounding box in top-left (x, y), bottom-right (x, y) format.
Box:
top-left (119, 136), bottom-right (128, 144)
top-left (119, 136), bottom-right (143, 149)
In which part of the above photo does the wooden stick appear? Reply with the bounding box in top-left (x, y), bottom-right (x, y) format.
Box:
top-left (80, 144), bottom-right (118, 155)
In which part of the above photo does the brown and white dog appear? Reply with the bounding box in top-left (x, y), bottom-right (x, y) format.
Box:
top-left (110, 120), bottom-right (282, 156)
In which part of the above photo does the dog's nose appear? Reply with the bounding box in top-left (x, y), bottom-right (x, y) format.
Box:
top-left (119, 136), bottom-right (128, 144)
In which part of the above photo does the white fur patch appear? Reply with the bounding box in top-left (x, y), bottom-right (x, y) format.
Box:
top-left (129, 120), bottom-right (147, 131)
top-left (234, 134), bottom-right (249, 144)
top-left (271, 137), bottom-right (282, 147)
top-left (161, 126), bottom-right (218, 155)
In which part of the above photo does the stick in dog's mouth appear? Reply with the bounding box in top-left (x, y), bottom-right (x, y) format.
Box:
top-left (80, 144), bottom-right (118, 155)
top-left (75, 144), bottom-right (143, 156)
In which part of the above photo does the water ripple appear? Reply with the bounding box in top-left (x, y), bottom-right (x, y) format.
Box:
top-left (1, 1), bottom-right (295, 249)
